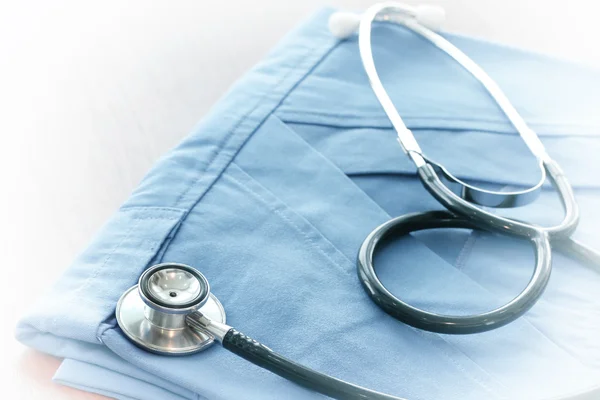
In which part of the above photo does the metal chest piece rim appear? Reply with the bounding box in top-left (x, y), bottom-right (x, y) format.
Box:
top-left (116, 263), bottom-right (227, 355)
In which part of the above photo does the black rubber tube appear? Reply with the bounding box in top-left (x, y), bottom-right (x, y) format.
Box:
top-left (357, 211), bottom-right (552, 334)
top-left (222, 329), bottom-right (406, 400)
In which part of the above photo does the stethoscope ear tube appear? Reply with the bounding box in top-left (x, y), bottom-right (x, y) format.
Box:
top-left (358, 2), bottom-right (552, 210)
top-left (358, 211), bottom-right (552, 334)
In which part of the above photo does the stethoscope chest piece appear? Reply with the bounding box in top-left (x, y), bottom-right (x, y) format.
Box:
top-left (116, 263), bottom-right (226, 355)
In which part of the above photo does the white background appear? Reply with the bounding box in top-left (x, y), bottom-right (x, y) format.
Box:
top-left (2, 0), bottom-right (599, 398)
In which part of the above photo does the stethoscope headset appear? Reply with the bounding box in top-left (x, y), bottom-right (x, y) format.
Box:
top-left (116, 3), bottom-right (600, 399)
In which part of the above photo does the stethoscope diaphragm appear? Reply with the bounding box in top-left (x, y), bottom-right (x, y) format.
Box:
top-left (116, 263), bottom-right (226, 355)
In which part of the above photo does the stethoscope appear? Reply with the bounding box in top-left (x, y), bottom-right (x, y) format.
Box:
top-left (115, 3), bottom-right (600, 400)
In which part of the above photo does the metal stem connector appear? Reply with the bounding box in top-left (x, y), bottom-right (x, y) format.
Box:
top-left (186, 311), bottom-right (232, 343)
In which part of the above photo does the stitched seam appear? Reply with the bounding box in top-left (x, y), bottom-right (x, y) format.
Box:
top-left (113, 215), bottom-right (182, 221)
top-left (51, 216), bottom-right (141, 334)
top-left (95, 215), bottom-right (185, 335)
top-left (428, 337), bottom-right (505, 398)
top-left (277, 114), bottom-right (600, 140)
top-left (521, 318), bottom-right (593, 370)
top-left (226, 169), bottom-right (352, 277)
top-left (276, 109), bottom-right (600, 132)
top-left (455, 231), bottom-right (480, 270)
top-left (119, 206), bottom-right (186, 214)
top-left (277, 116), bottom-right (600, 139)
top-left (72, 218), bottom-right (140, 296)
top-left (173, 38), bottom-right (334, 211)
top-left (231, 161), bottom-right (353, 267)
top-left (55, 209), bottom-right (182, 340)
top-left (347, 170), bottom-right (544, 185)
top-left (346, 171), bottom-right (600, 192)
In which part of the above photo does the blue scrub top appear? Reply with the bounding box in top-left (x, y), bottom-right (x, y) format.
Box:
top-left (17, 8), bottom-right (600, 400)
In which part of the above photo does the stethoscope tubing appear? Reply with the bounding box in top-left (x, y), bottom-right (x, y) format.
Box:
top-left (358, 211), bottom-right (553, 334)
top-left (218, 327), bottom-right (408, 400)
top-left (356, 2), bottom-right (600, 335)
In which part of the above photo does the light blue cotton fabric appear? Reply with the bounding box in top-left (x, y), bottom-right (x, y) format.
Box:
top-left (16, 8), bottom-right (600, 400)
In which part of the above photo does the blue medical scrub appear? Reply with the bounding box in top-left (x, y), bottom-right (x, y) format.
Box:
top-left (16, 8), bottom-right (600, 400)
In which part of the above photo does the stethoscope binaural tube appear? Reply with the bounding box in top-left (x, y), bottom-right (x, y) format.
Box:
top-left (357, 2), bottom-right (579, 238)
top-left (117, 263), bottom-right (409, 400)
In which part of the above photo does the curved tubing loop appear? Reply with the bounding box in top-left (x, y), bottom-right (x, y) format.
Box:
top-left (357, 211), bottom-right (552, 334)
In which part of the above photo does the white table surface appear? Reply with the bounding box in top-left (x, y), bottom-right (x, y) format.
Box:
top-left (3, 0), bottom-right (600, 398)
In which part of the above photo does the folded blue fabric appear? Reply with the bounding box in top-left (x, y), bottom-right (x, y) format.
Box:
top-left (16, 8), bottom-right (600, 400)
